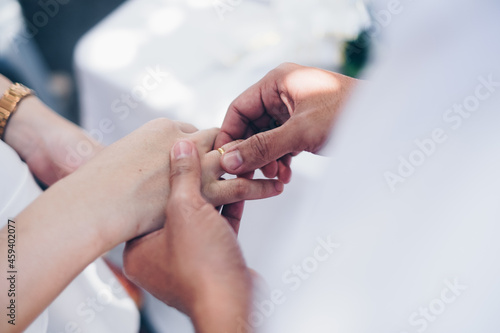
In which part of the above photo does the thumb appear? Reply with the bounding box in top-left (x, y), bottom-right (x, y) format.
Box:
top-left (220, 122), bottom-right (303, 175)
top-left (169, 140), bottom-right (202, 203)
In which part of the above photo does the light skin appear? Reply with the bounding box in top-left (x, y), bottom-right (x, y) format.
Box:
top-left (0, 74), bottom-right (103, 185)
top-left (0, 61), bottom-right (356, 331)
top-left (124, 140), bottom-right (252, 333)
top-left (124, 63), bottom-right (358, 332)
top-left (0, 75), bottom-right (283, 332)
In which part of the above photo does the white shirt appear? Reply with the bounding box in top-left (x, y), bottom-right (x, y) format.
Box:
top-left (258, 0), bottom-right (500, 332)
top-left (0, 141), bottom-right (140, 332)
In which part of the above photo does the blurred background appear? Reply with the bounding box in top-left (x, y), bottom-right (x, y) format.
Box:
top-left (1, 0), bottom-right (127, 122)
top-left (0, 0), bottom-right (376, 331)
top-left (0, 0), bottom-right (374, 125)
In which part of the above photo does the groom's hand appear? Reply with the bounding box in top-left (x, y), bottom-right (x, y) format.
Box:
top-left (215, 63), bottom-right (358, 183)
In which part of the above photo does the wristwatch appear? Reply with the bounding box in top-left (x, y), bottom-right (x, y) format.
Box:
top-left (0, 83), bottom-right (33, 140)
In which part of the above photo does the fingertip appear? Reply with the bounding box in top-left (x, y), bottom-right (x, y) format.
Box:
top-left (278, 163), bottom-right (292, 184)
top-left (172, 140), bottom-right (196, 160)
top-left (221, 149), bottom-right (243, 173)
top-left (274, 181), bottom-right (284, 193)
top-left (261, 161), bottom-right (278, 179)
top-left (240, 171), bottom-right (255, 180)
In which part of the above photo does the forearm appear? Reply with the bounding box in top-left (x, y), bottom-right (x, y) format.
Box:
top-left (0, 177), bottom-right (112, 332)
top-left (0, 74), bottom-right (41, 158)
top-left (1, 74), bottom-right (102, 185)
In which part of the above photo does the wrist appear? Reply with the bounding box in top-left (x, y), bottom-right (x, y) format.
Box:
top-left (0, 78), bottom-right (39, 153)
top-left (3, 95), bottom-right (48, 158)
top-left (0, 75), bottom-right (51, 159)
top-left (17, 173), bottom-right (110, 262)
top-left (57, 167), bottom-right (133, 252)
top-left (60, 154), bottom-right (164, 250)
top-left (189, 273), bottom-right (253, 333)
top-left (2, 80), bottom-right (103, 184)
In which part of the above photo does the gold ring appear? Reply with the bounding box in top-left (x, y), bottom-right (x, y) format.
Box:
top-left (217, 147), bottom-right (225, 155)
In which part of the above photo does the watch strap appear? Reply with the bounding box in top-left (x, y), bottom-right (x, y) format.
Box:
top-left (0, 83), bottom-right (33, 140)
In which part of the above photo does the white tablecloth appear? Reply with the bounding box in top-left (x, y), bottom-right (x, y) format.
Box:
top-left (74, 0), bottom-right (367, 331)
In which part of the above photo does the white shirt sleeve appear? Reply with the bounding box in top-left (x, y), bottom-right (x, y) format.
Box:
top-left (258, 0), bottom-right (500, 332)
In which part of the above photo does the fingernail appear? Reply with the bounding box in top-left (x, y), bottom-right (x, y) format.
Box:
top-left (174, 141), bottom-right (192, 159)
top-left (223, 150), bottom-right (243, 171)
top-left (275, 181), bottom-right (284, 193)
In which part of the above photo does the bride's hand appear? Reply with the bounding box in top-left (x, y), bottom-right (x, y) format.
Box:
top-left (58, 118), bottom-right (283, 248)
top-left (4, 118), bottom-right (282, 331)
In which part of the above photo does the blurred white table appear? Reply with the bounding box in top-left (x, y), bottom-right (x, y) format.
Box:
top-left (75, 0), bottom-right (366, 331)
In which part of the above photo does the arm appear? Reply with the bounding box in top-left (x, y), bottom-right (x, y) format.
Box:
top-left (0, 172), bottom-right (116, 332)
top-left (123, 140), bottom-right (253, 333)
top-left (0, 119), bottom-right (280, 332)
top-left (0, 75), bottom-right (102, 185)
top-left (215, 62), bottom-right (359, 183)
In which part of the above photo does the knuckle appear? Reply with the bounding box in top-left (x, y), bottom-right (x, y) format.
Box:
top-left (169, 190), bottom-right (193, 208)
top-left (167, 195), bottom-right (207, 225)
top-left (146, 117), bottom-right (176, 131)
top-left (257, 181), bottom-right (268, 197)
top-left (276, 62), bottom-right (299, 73)
top-left (168, 188), bottom-right (206, 214)
top-left (177, 121), bottom-right (198, 132)
top-left (170, 163), bottom-right (195, 180)
top-left (203, 182), bottom-right (219, 203)
top-left (234, 180), bottom-right (250, 200)
top-left (251, 134), bottom-right (271, 164)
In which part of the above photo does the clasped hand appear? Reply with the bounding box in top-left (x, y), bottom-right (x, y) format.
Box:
top-left (122, 63), bottom-right (358, 332)
top-left (1, 62), bottom-right (357, 333)
top-left (67, 118), bottom-right (284, 249)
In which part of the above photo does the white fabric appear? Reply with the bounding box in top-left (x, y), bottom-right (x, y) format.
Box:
top-left (0, 143), bottom-right (48, 333)
top-left (0, 141), bottom-right (140, 332)
top-left (257, 0), bottom-right (500, 332)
